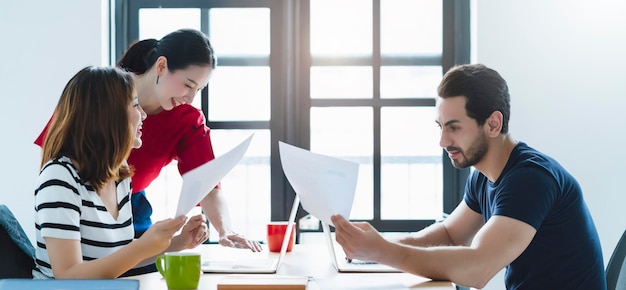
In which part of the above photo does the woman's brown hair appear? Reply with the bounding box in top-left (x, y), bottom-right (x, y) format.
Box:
top-left (41, 66), bottom-right (136, 192)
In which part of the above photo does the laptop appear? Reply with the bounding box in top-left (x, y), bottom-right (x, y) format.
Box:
top-left (322, 221), bottom-right (401, 273)
top-left (201, 195), bottom-right (300, 274)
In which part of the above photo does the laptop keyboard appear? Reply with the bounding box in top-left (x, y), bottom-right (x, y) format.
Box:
top-left (347, 258), bottom-right (378, 265)
top-left (203, 259), bottom-right (276, 269)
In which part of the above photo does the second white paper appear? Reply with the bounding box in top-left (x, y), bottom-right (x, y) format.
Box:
top-left (278, 141), bottom-right (359, 226)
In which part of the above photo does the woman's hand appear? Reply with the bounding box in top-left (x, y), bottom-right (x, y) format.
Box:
top-left (170, 214), bottom-right (209, 251)
top-left (219, 232), bottom-right (263, 252)
top-left (138, 216), bottom-right (187, 256)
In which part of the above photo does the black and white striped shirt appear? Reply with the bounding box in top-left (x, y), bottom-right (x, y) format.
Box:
top-left (34, 156), bottom-right (133, 278)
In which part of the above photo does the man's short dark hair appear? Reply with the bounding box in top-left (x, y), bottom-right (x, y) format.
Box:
top-left (437, 64), bottom-right (511, 134)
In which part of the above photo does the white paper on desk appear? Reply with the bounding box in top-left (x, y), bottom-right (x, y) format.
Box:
top-left (175, 134), bottom-right (254, 217)
top-left (278, 141), bottom-right (358, 226)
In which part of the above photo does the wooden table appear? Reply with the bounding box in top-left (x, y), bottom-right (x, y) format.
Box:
top-left (126, 244), bottom-right (456, 290)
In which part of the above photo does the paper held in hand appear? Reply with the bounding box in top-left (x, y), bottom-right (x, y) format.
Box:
top-left (175, 134), bottom-right (254, 217)
top-left (278, 141), bottom-right (359, 227)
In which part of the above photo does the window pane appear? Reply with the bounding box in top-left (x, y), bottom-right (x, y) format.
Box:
top-left (210, 129), bottom-right (271, 242)
top-left (139, 9), bottom-right (200, 39)
top-left (310, 107), bottom-right (373, 219)
top-left (381, 0), bottom-right (442, 55)
top-left (380, 66), bottom-right (441, 98)
top-left (209, 8), bottom-right (270, 56)
top-left (208, 66), bottom-right (270, 121)
top-left (144, 162), bottom-right (183, 224)
top-left (310, 67), bottom-right (372, 99)
top-left (310, 0), bottom-right (372, 56)
top-left (381, 107), bottom-right (442, 219)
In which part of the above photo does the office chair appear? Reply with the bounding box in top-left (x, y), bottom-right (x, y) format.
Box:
top-left (607, 230), bottom-right (626, 290)
top-left (0, 204), bottom-right (35, 278)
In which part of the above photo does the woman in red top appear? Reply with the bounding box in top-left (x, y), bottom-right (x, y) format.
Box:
top-left (36, 29), bottom-right (261, 259)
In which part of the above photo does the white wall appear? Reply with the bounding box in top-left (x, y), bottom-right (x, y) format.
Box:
top-left (0, 1), bottom-right (108, 242)
top-left (475, 0), bottom-right (626, 288)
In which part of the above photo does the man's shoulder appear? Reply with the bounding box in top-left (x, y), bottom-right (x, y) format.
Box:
top-left (512, 141), bottom-right (541, 157)
top-left (511, 142), bottom-right (560, 169)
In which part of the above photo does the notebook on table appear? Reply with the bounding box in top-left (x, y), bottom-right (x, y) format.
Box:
top-left (201, 195), bottom-right (299, 274)
top-left (217, 274), bottom-right (308, 290)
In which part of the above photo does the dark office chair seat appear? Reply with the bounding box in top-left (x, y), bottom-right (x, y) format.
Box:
top-left (0, 204), bottom-right (35, 278)
top-left (607, 230), bottom-right (626, 290)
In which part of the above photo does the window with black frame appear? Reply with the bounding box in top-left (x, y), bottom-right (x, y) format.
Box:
top-left (116, 0), bottom-right (470, 243)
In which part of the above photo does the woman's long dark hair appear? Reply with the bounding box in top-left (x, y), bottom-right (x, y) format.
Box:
top-left (117, 28), bottom-right (216, 74)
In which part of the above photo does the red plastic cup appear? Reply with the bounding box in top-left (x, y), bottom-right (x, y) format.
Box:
top-left (267, 221), bottom-right (295, 252)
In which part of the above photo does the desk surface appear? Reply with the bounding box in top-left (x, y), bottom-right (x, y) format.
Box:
top-left (127, 244), bottom-right (455, 290)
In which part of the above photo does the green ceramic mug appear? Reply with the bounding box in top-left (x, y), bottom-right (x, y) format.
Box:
top-left (156, 252), bottom-right (201, 290)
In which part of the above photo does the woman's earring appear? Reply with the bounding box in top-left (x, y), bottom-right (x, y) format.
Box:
top-left (156, 76), bottom-right (160, 84)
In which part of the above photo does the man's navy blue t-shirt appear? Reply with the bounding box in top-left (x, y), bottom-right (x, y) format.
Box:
top-left (464, 142), bottom-right (606, 290)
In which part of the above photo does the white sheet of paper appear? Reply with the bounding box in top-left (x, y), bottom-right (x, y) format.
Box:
top-left (278, 141), bottom-right (359, 226)
top-left (175, 134), bottom-right (254, 217)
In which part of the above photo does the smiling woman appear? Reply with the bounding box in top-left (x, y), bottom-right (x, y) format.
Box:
top-left (111, 28), bottom-right (261, 256)
top-left (133, 9), bottom-right (273, 243)
top-left (32, 66), bottom-right (195, 279)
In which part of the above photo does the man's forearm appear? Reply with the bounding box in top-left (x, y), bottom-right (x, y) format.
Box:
top-left (397, 222), bottom-right (456, 247)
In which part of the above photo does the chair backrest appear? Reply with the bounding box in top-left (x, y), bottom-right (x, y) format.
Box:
top-left (0, 204), bottom-right (35, 279)
top-left (607, 230), bottom-right (626, 290)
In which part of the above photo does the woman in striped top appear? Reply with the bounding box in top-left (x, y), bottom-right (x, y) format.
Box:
top-left (33, 66), bottom-right (207, 279)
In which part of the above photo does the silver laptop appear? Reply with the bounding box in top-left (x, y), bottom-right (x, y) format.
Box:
top-left (201, 195), bottom-right (300, 274)
top-left (322, 221), bottom-right (401, 273)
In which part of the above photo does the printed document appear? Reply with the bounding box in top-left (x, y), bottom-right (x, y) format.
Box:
top-left (278, 141), bottom-right (359, 226)
top-left (176, 134), bottom-right (254, 217)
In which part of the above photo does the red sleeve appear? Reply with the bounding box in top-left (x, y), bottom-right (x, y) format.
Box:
top-left (175, 107), bottom-right (221, 189)
top-left (34, 116), bottom-right (53, 147)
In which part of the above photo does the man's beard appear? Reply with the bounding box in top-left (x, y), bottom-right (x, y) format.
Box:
top-left (448, 132), bottom-right (488, 169)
